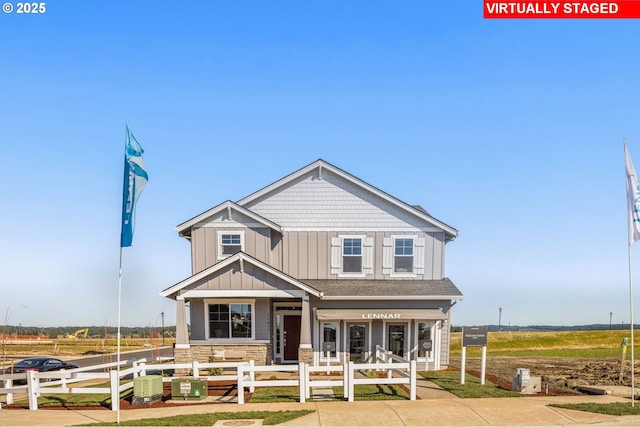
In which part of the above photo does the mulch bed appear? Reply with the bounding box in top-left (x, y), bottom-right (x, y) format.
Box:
top-left (447, 367), bottom-right (580, 396)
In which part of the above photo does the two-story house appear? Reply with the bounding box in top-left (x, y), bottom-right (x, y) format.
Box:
top-left (161, 159), bottom-right (462, 368)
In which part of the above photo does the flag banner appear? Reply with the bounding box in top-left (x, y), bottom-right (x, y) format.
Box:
top-left (484, 1), bottom-right (640, 19)
top-left (120, 125), bottom-right (148, 247)
top-left (625, 141), bottom-right (640, 245)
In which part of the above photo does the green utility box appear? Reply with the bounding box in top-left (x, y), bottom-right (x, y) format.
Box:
top-left (170, 378), bottom-right (208, 400)
top-left (132, 375), bottom-right (163, 406)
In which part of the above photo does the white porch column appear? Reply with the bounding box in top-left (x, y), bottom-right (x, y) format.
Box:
top-left (300, 295), bottom-right (312, 347)
top-left (175, 296), bottom-right (190, 348)
top-left (299, 295), bottom-right (313, 364)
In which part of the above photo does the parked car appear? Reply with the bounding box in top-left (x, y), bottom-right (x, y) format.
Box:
top-left (4, 357), bottom-right (79, 374)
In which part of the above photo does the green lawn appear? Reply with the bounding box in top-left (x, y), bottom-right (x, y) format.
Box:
top-left (419, 370), bottom-right (521, 398)
top-left (550, 402), bottom-right (640, 416)
top-left (249, 386), bottom-right (302, 403)
top-left (79, 410), bottom-right (314, 426)
top-left (250, 384), bottom-right (410, 401)
top-left (10, 381), bottom-right (132, 408)
top-left (332, 384), bottom-right (410, 400)
top-left (36, 393), bottom-right (117, 408)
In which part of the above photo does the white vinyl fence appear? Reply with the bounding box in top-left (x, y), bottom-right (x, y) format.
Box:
top-left (1, 356), bottom-right (417, 410)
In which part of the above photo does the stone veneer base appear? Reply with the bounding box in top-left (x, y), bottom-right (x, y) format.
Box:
top-left (174, 344), bottom-right (272, 365)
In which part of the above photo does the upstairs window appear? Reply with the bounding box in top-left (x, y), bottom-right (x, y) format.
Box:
top-left (394, 238), bottom-right (414, 273)
top-left (218, 232), bottom-right (244, 258)
top-left (331, 236), bottom-right (373, 276)
top-left (342, 238), bottom-right (362, 273)
top-left (383, 235), bottom-right (425, 276)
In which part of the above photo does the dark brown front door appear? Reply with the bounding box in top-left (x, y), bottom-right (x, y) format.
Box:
top-left (283, 315), bottom-right (301, 360)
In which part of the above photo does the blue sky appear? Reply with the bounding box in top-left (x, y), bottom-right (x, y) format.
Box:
top-left (2, 1), bottom-right (640, 329)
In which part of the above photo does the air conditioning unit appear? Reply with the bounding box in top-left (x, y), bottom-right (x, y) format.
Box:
top-left (132, 375), bottom-right (163, 405)
top-left (171, 378), bottom-right (208, 400)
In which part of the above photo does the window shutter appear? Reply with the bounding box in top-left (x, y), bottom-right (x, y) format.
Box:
top-left (363, 237), bottom-right (374, 275)
top-left (330, 237), bottom-right (341, 274)
top-left (414, 237), bottom-right (426, 275)
top-left (382, 237), bottom-right (393, 275)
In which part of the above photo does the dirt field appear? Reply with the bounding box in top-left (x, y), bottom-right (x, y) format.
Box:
top-left (450, 356), bottom-right (637, 393)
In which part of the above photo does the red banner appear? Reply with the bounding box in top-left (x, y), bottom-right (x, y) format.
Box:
top-left (484, 1), bottom-right (640, 18)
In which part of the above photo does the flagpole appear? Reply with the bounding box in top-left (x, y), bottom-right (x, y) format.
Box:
top-left (629, 242), bottom-right (636, 406)
top-left (116, 246), bottom-right (123, 423)
top-left (625, 138), bottom-right (638, 406)
top-left (117, 124), bottom-right (147, 422)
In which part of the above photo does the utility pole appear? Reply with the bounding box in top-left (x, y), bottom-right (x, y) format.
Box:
top-left (498, 307), bottom-right (503, 333)
top-left (610, 312), bottom-right (613, 330)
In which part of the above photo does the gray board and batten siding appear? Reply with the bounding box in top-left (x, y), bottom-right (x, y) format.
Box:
top-left (191, 226), bottom-right (445, 280)
top-left (165, 159), bottom-right (461, 367)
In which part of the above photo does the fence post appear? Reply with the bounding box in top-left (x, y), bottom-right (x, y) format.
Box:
top-left (140, 362), bottom-right (147, 377)
top-left (299, 362), bottom-right (306, 403)
top-left (343, 360), bottom-right (349, 399)
top-left (60, 369), bottom-right (68, 389)
top-left (5, 378), bottom-right (13, 405)
top-left (110, 369), bottom-right (119, 412)
top-left (192, 360), bottom-right (199, 378)
top-left (348, 362), bottom-right (354, 402)
top-left (410, 360), bottom-right (416, 401)
top-left (26, 370), bottom-right (38, 410)
top-left (249, 360), bottom-right (255, 393)
top-left (305, 363), bottom-right (311, 400)
top-left (237, 364), bottom-right (244, 405)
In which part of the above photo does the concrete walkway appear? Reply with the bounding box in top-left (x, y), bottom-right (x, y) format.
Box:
top-left (2, 394), bottom-right (640, 426)
top-left (2, 377), bottom-right (639, 426)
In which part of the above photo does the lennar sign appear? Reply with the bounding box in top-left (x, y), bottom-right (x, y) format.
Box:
top-left (361, 313), bottom-right (401, 319)
top-left (315, 308), bottom-right (446, 321)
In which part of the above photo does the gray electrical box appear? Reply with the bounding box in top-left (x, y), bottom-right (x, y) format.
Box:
top-left (171, 378), bottom-right (208, 400)
top-left (512, 368), bottom-right (541, 394)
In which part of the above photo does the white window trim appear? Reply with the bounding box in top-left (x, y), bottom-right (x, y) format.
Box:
top-left (414, 321), bottom-right (436, 362)
top-left (319, 321), bottom-right (340, 362)
top-left (382, 320), bottom-right (411, 360)
top-left (339, 235), bottom-right (366, 278)
top-left (204, 298), bottom-right (255, 342)
top-left (390, 235), bottom-right (418, 278)
top-left (272, 303), bottom-right (302, 363)
top-left (217, 230), bottom-right (245, 260)
top-left (343, 321), bottom-right (372, 362)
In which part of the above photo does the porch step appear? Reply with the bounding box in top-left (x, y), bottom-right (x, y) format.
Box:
top-left (311, 386), bottom-right (336, 401)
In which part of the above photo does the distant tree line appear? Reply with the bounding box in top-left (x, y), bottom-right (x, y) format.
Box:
top-left (1, 325), bottom-right (180, 339)
top-left (451, 324), bottom-right (636, 333)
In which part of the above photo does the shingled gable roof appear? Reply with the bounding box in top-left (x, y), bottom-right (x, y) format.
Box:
top-left (236, 159), bottom-right (458, 241)
top-left (160, 252), bottom-right (323, 299)
top-left (176, 200), bottom-right (283, 238)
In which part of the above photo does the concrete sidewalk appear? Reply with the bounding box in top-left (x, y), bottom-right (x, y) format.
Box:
top-left (2, 394), bottom-right (640, 426)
